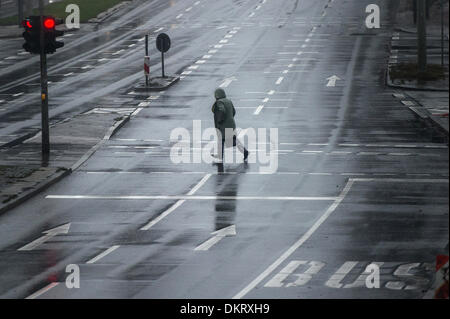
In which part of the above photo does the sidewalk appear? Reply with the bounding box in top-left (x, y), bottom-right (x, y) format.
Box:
top-left (387, 0), bottom-right (449, 139)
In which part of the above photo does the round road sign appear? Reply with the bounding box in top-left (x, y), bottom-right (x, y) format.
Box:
top-left (156, 33), bottom-right (171, 53)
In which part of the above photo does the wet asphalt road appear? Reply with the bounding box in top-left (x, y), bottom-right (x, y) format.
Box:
top-left (0, 0), bottom-right (448, 299)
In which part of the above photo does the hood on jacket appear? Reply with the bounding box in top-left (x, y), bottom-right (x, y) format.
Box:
top-left (214, 88), bottom-right (226, 99)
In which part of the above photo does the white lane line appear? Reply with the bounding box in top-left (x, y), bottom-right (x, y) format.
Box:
top-left (187, 174), bottom-right (212, 195)
top-left (352, 178), bottom-right (448, 183)
top-left (208, 49), bottom-right (218, 54)
top-left (214, 44), bottom-right (223, 48)
top-left (141, 200), bottom-right (185, 230)
top-left (86, 245), bottom-right (120, 264)
top-left (140, 174), bottom-right (212, 230)
top-left (13, 92), bottom-right (24, 97)
top-left (219, 39), bottom-right (228, 44)
top-left (388, 153), bottom-right (411, 156)
top-left (232, 179), bottom-right (355, 299)
top-left (188, 65), bottom-right (199, 70)
top-left (26, 282), bottom-right (60, 299)
top-left (176, 14), bottom-right (183, 19)
top-left (202, 55), bottom-right (212, 59)
top-left (46, 195), bottom-right (338, 201)
top-left (196, 60), bottom-right (206, 64)
top-left (186, 6), bottom-right (192, 12)
top-left (154, 27), bottom-right (164, 33)
top-left (275, 77), bottom-right (284, 85)
top-left (249, 12), bottom-right (255, 18)
top-left (254, 105), bottom-right (264, 115)
top-left (131, 108), bottom-right (143, 117)
top-left (268, 90), bottom-right (275, 95)
top-left (194, 1), bottom-right (200, 5)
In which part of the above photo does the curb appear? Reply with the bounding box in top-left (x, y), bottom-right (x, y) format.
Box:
top-left (134, 76), bottom-right (180, 92)
top-left (386, 65), bottom-right (449, 92)
top-left (88, 1), bottom-right (131, 24)
top-left (0, 168), bottom-right (71, 216)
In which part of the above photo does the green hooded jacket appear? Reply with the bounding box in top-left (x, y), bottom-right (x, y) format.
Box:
top-left (212, 88), bottom-right (236, 139)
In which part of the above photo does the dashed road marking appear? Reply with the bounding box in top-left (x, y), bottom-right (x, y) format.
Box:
top-left (86, 245), bottom-right (120, 264)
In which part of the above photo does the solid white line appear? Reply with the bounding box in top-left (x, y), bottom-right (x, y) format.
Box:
top-left (232, 179), bottom-right (355, 299)
top-left (352, 178), bottom-right (449, 183)
top-left (46, 195), bottom-right (338, 201)
top-left (86, 245), bottom-right (120, 264)
top-left (141, 200), bottom-right (185, 230)
top-left (26, 282), bottom-right (60, 299)
top-left (140, 174), bottom-right (212, 230)
top-left (131, 108), bottom-right (143, 117)
top-left (187, 174), bottom-right (212, 195)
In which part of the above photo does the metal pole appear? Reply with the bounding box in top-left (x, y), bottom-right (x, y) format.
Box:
top-left (18, 0), bottom-right (24, 27)
top-left (145, 34), bottom-right (149, 86)
top-left (417, 0), bottom-right (427, 73)
top-left (39, 0), bottom-right (50, 160)
top-left (441, 0), bottom-right (445, 66)
top-left (160, 38), bottom-right (165, 78)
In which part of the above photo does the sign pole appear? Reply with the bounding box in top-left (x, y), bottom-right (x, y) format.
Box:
top-left (39, 0), bottom-right (50, 161)
top-left (145, 34), bottom-right (149, 86)
top-left (441, 0), bottom-right (444, 67)
top-left (160, 37), bottom-right (165, 78)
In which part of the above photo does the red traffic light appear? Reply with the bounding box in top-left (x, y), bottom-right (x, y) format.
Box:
top-left (43, 17), bottom-right (55, 29)
top-left (22, 20), bottom-right (33, 28)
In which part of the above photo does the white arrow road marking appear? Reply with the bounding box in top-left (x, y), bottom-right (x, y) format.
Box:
top-left (195, 225), bottom-right (236, 251)
top-left (220, 76), bottom-right (237, 88)
top-left (18, 223), bottom-right (71, 251)
top-left (326, 75), bottom-right (341, 87)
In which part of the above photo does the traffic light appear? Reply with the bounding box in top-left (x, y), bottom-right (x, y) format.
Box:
top-left (43, 16), bottom-right (64, 54)
top-left (22, 16), bottom-right (64, 54)
top-left (22, 16), bottom-right (41, 54)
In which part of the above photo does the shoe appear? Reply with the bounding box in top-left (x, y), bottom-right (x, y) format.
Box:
top-left (244, 150), bottom-right (249, 162)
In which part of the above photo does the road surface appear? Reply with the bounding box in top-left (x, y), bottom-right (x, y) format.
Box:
top-left (0, 0), bottom-right (448, 299)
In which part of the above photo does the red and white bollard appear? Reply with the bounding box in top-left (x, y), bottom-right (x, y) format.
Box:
top-left (434, 255), bottom-right (449, 299)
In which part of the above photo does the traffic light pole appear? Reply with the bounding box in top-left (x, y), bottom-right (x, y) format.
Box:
top-left (417, 0), bottom-right (427, 73)
top-left (39, 0), bottom-right (50, 160)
